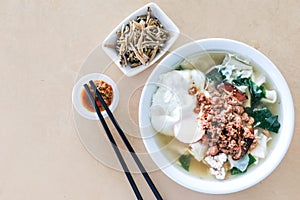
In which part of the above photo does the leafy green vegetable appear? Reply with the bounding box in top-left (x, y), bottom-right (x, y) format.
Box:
top-left (206, 67), bottom-right (224, 83)
top-left (263, 115), bottom-right (281, 133)
top-left (250, 82), bottom-right (266, 105)
top-left (176, 65), bottom-right (184, 71)
top-left (179, 154), bottom-right (191, 171)
top-left (232, 77), bottom-right (266, 105)
top-left (248, 154), bottom-right (256, 165)
top-left (249, 107), bottom-right (272, 122)
top-left (232, 77), bottom-right (250, 86)
top-left (235, 77), bottom-right (281, 133)
top-left (231, 154), bottom-right (256, 175)
top-left (247, 107), bottom-right (281, 133)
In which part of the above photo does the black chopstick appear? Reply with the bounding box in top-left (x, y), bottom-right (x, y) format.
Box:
top-left (85, 81), bottom-right (163, 200)
top-left (84, 84), bottom-right (143, 200)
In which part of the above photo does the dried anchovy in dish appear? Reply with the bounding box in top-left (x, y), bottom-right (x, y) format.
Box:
top-left (105, 7), bottom-right (169, 68)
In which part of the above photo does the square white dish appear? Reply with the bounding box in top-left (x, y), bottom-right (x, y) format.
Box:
top-left (102, 2), bottom-right (180, 77)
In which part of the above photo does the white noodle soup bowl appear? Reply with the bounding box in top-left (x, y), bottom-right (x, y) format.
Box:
top-left (138, 38), bottom-right (294, 194)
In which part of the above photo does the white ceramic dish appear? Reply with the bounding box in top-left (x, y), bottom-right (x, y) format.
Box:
top-left (139, 38), bottom-right (294, 194)
top-left (102, 2), bottom-right (180, 77)
top-left (72, 73), bottom-right (119, 120)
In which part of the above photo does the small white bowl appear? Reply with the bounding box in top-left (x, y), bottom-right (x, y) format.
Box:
top-left (102, 2), bottom-right (180, 77)
top-left (72, 73), bottom-right (119, 120)
top-left (139, 38), bottom-right (294, 194)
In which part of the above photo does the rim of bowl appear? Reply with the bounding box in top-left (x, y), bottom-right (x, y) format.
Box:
top-left (139, 38), bottom-right (294, 194)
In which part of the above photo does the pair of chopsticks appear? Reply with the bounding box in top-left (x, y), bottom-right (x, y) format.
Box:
top-left (84, 80), bottom-right (163, 200)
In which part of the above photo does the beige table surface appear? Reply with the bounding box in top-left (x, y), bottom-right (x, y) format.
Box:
top-left (1, 0), bottom-right (299, 199)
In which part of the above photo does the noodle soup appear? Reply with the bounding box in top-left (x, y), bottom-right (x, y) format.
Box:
top-left (151, 51), bottom-right (280, 180)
